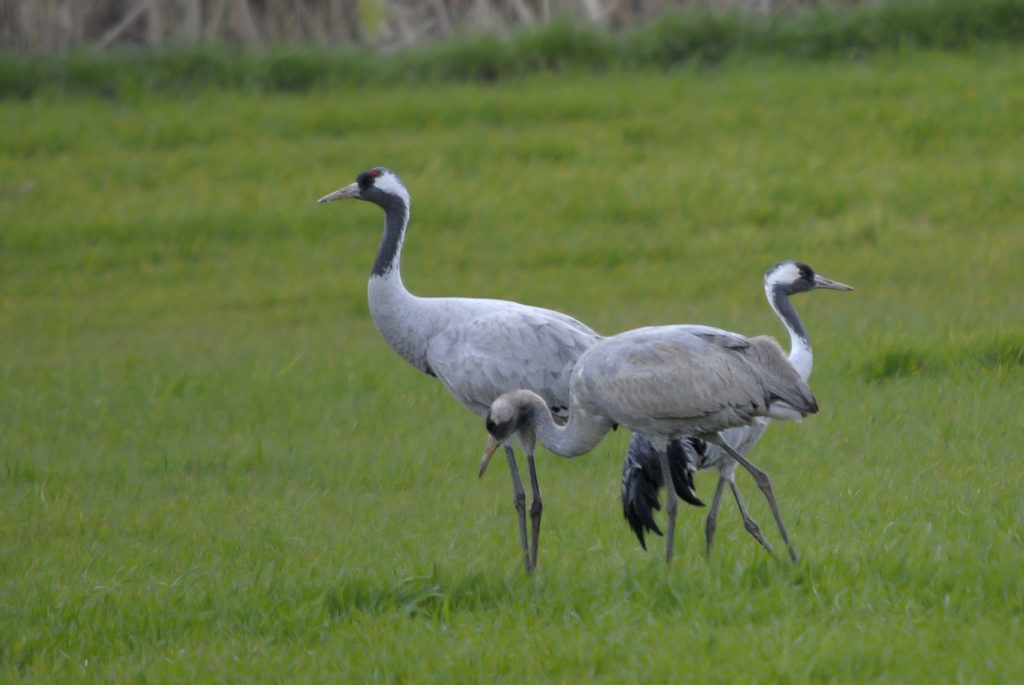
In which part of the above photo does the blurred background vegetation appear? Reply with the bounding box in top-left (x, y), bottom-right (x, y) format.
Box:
top-left (1, 0), bottom-right (906, 52)
top-left (2, 0), bottom-right (1023, 97)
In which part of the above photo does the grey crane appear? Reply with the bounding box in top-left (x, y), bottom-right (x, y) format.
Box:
top-left (621, 260), bottom-right (853, 561)
top-left (481, 318), bottom-right (820, 563)
top-left (317, 167), bottom-right (698, 573)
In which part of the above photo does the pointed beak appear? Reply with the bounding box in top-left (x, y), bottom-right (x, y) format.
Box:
top-left (478, 435), bottom-right (501, 478)
top-left (813, 274), bottom-right (855, 292)
top-left (317, 181), bottom-right (361, 203)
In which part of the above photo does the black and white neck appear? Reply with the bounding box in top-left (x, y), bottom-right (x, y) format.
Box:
top-left (763, 260), bottom-right (855, 382)
top-left (765, 261), bottom-right (813, 381)
top-left (364, 171), bottom-right (411, 280)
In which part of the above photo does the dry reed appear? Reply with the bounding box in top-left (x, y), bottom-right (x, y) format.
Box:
top-left (0, 0), bottom-right (867, 52)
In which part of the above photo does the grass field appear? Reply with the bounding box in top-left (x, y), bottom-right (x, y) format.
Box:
top-left (2, 46), bottom-right (1023, 681)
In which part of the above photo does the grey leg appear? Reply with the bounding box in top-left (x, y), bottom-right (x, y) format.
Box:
top-left (658, 448), bottom-right (678, 563)
top-left (504, 445), bottom-right (533, 574)
top-left (719, 443), bottom-right (798, 562)
top-left (704, 476), bottom-right (728, 557)
top-left (525, 450), bottom-right (543, 572)
top-left (729, 480), bottom-right (775, 555)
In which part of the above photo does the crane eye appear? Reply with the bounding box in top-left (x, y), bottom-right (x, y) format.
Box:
top-left (357, 170), bottom-right (380, 189)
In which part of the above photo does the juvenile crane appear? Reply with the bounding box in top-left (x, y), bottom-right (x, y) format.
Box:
top-left (482, 319), bottom-right (820, 563)
top-left (318, 167), bottom-right (698, 573)
top-left (621, 261), bottom-right (853, 561)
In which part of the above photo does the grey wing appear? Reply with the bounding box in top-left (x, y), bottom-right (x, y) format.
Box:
top-left (670, 324), bottom-right (752, 351)
top-left (579, 328), bottom-right (771, 435)
top-left (614, 329), bottom-right (816, 425)
top-left (745, 336), bottom-right (818, 416)
top-left (427, 310), bottom-right (600, 417)
top-left (604, 324), bottom-right (751, 350)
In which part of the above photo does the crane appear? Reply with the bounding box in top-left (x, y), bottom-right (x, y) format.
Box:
top-left (480, 317), bottom-right (820, 563)
top-left (318, 167), bottom-right (699, 573)
top-left (621, 260), bottom-right (853, 561)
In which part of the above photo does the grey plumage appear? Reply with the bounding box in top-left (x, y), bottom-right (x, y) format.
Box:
top-left (319, 167), bottom-right (606, 574)
top-left (483, 320), bottom-right (820, 563)
top-left (427, 309), bottom-right (590, 418)
top-left (320, 167), bottom-right (701, 572)
top-left (621, 260), bottom-right (854, 560)
top-left (577, 329), bottom-right (815, 437)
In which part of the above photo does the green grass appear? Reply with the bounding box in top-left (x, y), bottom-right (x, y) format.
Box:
top-left (2, 48), bottom-right (1024, 681)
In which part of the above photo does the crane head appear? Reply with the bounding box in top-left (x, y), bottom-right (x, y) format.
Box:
top-left (317, 167), bottom-right (409, 207)
top-left (479, 390), bottom-right (538, 478)
top-left (765, 260), bottom-right (855, 296)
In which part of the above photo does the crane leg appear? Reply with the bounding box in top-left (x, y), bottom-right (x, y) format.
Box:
top-left (728, 480), bottom-right (774, 556)
top-left (525, 450), bottom-right (543, 572)
top-left (658, 448), bottom-right (678, 564)
top-left (704, 475), bottom-right (728, 557)
top-left (504, 445), bottom-right (533, 574)
top-left (718, 443), bottom-right (798, 562)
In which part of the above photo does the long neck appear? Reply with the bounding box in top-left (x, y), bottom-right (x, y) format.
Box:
top-left (365, 196), bottom-right (431, 373)
top-left (516, 391), bottom-right (614, 459)
top-left (371, 194), bottom-right (409, 278)
top-left (766, 283), bottom-right (812, 382)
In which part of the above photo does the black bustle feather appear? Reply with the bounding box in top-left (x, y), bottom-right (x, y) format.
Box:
top-left (622, 436), bottom-right (704, 550)
top-left (622, 441), bottom-right (664, 550)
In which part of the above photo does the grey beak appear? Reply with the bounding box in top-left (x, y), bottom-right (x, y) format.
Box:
top-left (479, 435), bottom-right (501, 478)
top-left (317, 182), bottom-right (361, 203)
top-left (813, 274), bottom-right (855, 292)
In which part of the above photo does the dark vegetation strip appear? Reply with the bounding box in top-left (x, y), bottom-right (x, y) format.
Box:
top-left (1, 0), bottom-right (1023, 97)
